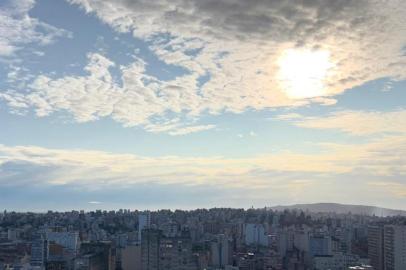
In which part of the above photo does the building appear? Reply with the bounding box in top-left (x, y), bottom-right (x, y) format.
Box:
top-left (46, 232), bottom-right (79, 255)
top-left (384, 225), bottom-right (406, 270)
top-left (46, 260), bottom-right (69, 270)
top-left (309, 235), bottom-right (332, 257)
top-left (7, 229), bottom-right (18, 241)
top-left (368, 225), bottom-right (384, 270)
top-left (294, 230), bottom-right (309, 253)
top-left (244, 224), bottom-right (268, 246)
top-left (141, 229), bottom-right (198, 270)
top-left (210, 234), bottom-right (232, 268)
top-left (159, 234), bottom-right (198, 270)
top-left (138, 213), bottom-right (151, 243)
top-left (348, 266), bottom-right (373, 270)
top-left (75, 242), bottom-right (115, 270)
top-left (141, 229), bottom-right (161, 270)
top-left (121, 244), bottom-right (141, 270)
top-left (313, 253), bottom-right (369, 270)
top-left (46, 242), bottom-right (69, 270)
top-left (31, 237), bottom-right (48, 268)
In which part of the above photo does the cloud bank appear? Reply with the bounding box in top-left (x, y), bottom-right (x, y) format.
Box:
top-left (0, 133), bottom-right (405, 208)
top-left (1, 132), bottom-right (405, 186)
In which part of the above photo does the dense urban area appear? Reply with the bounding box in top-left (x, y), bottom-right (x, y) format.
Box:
top-left (0, 208), bottom-right (405, 270)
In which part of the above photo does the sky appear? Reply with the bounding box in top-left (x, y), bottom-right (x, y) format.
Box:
top-left (0, 0), bottom-right (405, 211)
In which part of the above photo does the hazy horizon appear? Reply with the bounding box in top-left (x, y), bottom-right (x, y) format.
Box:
top-left (2, 202), bottom-right (406, 214)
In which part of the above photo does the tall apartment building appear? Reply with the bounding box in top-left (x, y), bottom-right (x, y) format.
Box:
top-left (141, 229), bottom-right (161, 270)
top-left (384, 225), bottom-right (406, 270)
top-left (368, 225), bottom-right (384, 270)
top-left (31, 237), bottom-right (48, 268)
top-left (138, 213), bottom-right (151, 243)
top-left (244, 224), bottom-right (268, 246)
top-left (141, 229), bottom-right (198, 270)
top-left (210, 234), bottom-right (232, 268)
top-left (309, 235), bottom-right (332, 257)
top-left (75, 241), bottom-right (116, 270)
top-left (121, 244), bottom-right (141, 270)
top-left (160, 234), bottom-right (198, 270)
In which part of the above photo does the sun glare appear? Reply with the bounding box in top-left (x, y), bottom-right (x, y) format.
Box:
top-left (278, 48), bottom-right (333, 99)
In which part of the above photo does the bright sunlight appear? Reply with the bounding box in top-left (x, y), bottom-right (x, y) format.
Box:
top-left (278, 48), bottom-right (334, 99)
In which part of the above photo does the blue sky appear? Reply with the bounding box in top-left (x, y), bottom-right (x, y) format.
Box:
top-left (0, 0), bottom-right (405, 211)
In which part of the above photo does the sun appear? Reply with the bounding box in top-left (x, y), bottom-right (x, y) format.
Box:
top-left (277, 48), bottom-right (333, 99)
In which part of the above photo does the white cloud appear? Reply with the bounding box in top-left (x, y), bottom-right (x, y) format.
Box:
top-left (275, 113), bottom-right (302, 121)
top-left (0, 0), bottom-right (71, 57)
top-left (1, 134), bottom-right (405, 186)
top-left (0, 136), bottom-right (405, 205)
top-left (88, 201), bottom-right (102, 204)
top-left (144, 118), bottom-right (216, 135)
top-left (0, 53), bottom-right (216, 135)
top-left (285, 110), bottom-right (406, 136)
top-left (1, 0), bottom-right (406, 133)
top-left (237, 131), bottom-right (257, 138)
top-left (68, 0), bottom-right (406, 95)
top-left (167, 125), bottom-right (215, 136)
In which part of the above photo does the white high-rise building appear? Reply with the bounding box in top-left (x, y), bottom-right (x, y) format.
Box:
top-left (384, 225), bottom-right (406, 270)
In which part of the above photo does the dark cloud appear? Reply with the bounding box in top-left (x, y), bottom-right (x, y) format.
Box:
top-left (70, 0), bottom-right (372, 44)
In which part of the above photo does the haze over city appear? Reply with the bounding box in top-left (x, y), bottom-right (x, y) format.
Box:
top-left (0, 0), bottom-right (406, 212)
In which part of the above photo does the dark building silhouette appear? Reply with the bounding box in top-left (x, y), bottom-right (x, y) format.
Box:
top-left (74, 242), bottom-right (115, 270)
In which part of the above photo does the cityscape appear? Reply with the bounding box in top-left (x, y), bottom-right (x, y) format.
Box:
top-left (0, 205), bottom-right (405, 270)
top-left (1, 0), bottom-right (406, 270)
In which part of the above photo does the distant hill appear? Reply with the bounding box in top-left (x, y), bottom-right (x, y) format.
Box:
top-left (270, 203), bottom-right (406, 217)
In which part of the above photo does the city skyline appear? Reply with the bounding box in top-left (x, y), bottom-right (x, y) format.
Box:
top-left (0, 0), bottom-right (406, 211)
